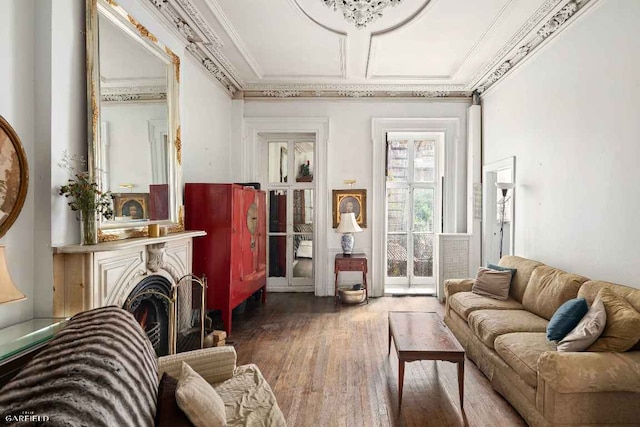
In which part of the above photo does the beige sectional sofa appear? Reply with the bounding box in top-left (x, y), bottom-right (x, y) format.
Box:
top-left (444, 256), bottom-right (640, 427)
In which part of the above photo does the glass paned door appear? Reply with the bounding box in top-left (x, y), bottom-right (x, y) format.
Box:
top-left (385, 137), bottom-right (439, 290)
top-left (265, 139), bottom-right (315, 291)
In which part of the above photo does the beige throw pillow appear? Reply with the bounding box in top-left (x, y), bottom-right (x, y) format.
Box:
top-left (176, 362), bottom-right (227, 427)
top-left (472, 267), bottom-right (511, 301)
top-left (557, 298), bottom-right (606, 352)
top-left (588, 288), bottom-right (640, 352)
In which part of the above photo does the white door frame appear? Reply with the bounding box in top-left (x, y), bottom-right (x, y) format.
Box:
top-left (243, 117), bottom-right (330, 296)
top-left (385, 133), bottom-right (443, 288)
top-left (372, 118), bottom-right (463, 297)
top-left (261, 136), bottom-right (316, 292)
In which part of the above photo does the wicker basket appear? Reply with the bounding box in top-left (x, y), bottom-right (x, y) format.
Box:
top-left (338, 288), bottom-right (366, 304)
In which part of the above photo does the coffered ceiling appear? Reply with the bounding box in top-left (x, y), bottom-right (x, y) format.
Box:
top-left (141, 0), bottom-right (595, 98)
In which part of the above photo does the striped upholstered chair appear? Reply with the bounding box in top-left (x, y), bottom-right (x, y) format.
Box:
top-left (0, 306), bottom-right (285, 427)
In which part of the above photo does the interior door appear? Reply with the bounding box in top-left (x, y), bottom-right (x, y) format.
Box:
top-left (264, 137), bottom-right (315, 292)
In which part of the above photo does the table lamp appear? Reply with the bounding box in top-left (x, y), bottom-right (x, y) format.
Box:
top-left (336, 212), bottom-right (362, 255)
top-left (0, 246), bottom-right (26, 304)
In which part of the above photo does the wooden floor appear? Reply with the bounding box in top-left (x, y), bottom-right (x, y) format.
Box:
top-left (228, 293), bottom-right (527, 427)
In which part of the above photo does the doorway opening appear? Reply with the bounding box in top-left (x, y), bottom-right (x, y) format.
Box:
top-left (384, 132), bottom-right (444, 295)
top-left (261, 133), bottom-right (316, 292)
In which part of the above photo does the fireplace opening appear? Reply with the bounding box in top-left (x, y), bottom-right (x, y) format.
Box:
top-left (124, 275), bottom-right (172, 357)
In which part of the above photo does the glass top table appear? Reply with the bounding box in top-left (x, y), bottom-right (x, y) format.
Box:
top-left (0, 318), bottom-right (68, 364)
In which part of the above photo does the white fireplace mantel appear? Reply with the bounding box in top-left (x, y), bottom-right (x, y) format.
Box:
top-left (52, 231), bottom-right (206, 318)
top-left (52, 231), bottom-right (206, 254)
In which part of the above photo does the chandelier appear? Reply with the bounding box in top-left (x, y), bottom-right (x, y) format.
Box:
top-left (322, 0), bottom-right (404, 29)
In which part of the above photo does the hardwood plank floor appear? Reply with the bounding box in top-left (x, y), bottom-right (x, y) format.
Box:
top-left (228, 293), bottom-right (526, 427)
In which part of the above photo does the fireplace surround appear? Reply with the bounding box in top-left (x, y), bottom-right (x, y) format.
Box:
top-left (52, 231), bottom-right (205, 331)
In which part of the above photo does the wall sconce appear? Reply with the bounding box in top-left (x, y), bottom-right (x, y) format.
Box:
top-left (495, 182), bottom-right (515, 259)
top-left (336, 212), bottom-right (362, 255)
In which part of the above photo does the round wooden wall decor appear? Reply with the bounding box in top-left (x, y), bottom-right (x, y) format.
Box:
top-left (0, 115), bottom-right (29, 239)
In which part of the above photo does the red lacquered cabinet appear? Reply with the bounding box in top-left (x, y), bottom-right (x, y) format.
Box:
top-left (185, 183), bottom-right (267, 336)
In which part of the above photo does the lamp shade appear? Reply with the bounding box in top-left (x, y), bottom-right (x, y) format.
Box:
top-left (495, 182), bottom-right (515, 190)
top-left (0, 246), bottom-right (25, 304)
top-left (336, 212), bottom-right (362, 233)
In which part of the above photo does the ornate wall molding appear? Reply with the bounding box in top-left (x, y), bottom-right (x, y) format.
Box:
top-left (468, 0), bottom-right (563, 89)
top-left (138, 0), bottom-right (594, 99)
top-left (244, 83), bottom-right (471, 99)
top-left (262, 90), bottom-right (301, 98)
top-left (144, 0), bottom-right (242, 95)
top-left (337, 90), bottom-right (374, 98)
top-left (474, 0), bottom-right (592, 93)
top-left (101, 85), bottom-right (167, 102)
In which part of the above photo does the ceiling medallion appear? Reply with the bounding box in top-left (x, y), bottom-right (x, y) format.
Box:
top-left (322, 0), bottom-right (403, 28)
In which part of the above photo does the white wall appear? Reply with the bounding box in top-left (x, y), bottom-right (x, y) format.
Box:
top-left (482, 0), bottom-right (640, 288)
top-left (0, 0), bottom-right (36, 328)
top-left (242, 99), bottom-right (470, 294)
top-left (181, 59), bottom-right (232, 183)
top-left (114, 0), bottom-right (234, 185)
top-left (102, 103), bottom-right (166, 191)
top-left (0, 0), bottom-right (233, 328)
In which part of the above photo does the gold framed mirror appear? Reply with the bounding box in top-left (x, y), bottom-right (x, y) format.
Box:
top-left (86, 0), bottom-right (182, 242)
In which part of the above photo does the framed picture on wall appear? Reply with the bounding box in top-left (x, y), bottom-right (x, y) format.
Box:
top-left (332, 189), bottom-right (366, 228)
top-left (113, 193), bottom-right (149, 220)
top-left (0, 115), bottom-right (29, 239)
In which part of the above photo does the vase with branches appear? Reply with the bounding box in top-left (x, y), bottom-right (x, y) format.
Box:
top-left (58, 152), bottom-right (113, 245)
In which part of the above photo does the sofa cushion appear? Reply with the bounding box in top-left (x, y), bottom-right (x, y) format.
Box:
top-left (487, 263), bottom-right (517, 285)
top-left (449, 291), bottom-right (524, 320)
top-left (468, 309), bottom-right (548, 349)
top-left (157, 373), bottom-right (194, 427)
top-left (176, 362), bottom-right (227, 427)
top-left (588, 288), bottom-right (640, 352)
top-left (546, 298), bottom-right (589, 342)
top-left (472, 267), bottom-right (512, 300)
top-left (579, 280), bottom-right (640, 350)
top-left (522, 266), bottom-right (589, 320)
top-left (495, 332), bottom-right (556, 388)
top-left (498, 256), bottom-right (545, 303)
top-left (213, 364), bottom-right (287, 427)
top-left (558, 298), bottom-right (606, 352)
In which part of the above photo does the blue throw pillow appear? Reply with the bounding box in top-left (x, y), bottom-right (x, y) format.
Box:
top-left (547, 298), bottom-right (589, 342)
top-left (487, 263), bottom-right (517, 285)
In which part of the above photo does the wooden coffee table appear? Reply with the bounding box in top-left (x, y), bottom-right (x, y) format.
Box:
top-left (388, 311), bottom-right (465, 410)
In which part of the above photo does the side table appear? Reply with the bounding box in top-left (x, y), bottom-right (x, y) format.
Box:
top-left (334, 253), bottom-right (368, 304)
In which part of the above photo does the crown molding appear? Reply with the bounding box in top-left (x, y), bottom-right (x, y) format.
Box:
top-left (142, 0), bottom-right (243, 94)
top-left (243, 83), bottom-right (470, 99)
top-left (136, 0), bottom-right (596, 99)
top-left (467, 0), bottom-right (564, 89)
top-left (474, 0), bottom-right (594, 94)
top-left (203, 0), bottom-right (264, 79)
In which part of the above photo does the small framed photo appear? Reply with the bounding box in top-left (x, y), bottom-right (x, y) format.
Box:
top-left (113, 193), bottom-right (149, 220)
top-left (332, 189), bottom-right (366, 228)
